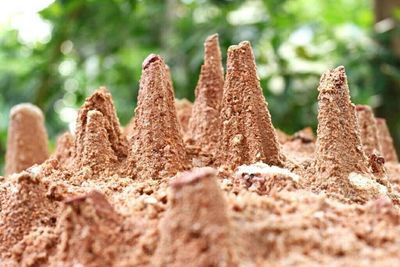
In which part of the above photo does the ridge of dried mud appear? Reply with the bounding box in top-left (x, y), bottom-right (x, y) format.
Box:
top-left (1, 34), bottom-right (400, 267)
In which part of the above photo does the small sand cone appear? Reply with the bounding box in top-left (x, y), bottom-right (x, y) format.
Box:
top-left (175, 98), bottom-right (193, 135)
top-left (0, 172), bottom-right (58, 257)
top-left (53, 132), bottom-right (74, 168)
top-left (76, 110), bottom-right (118, 175)
top-left (126, 54), bottom-right (189, 180)
top-left (314, 66), bottom-right (385, 202)
top-left (74, 88), bottom-right (127, 162)
top-left (355, 105), bottom-right (382, 157)
top-left (52, 191), bottom-right (123, 266)
top-left (376, 118), bottom-right (398, 163)
top-left (154, 167), bottom-right (237, 267)
top-left (5, 104), bottom-right (49, 176)
top-left (219, 41), bottom-right (283, 171)
top-left (186, 34), bottom-right (224, 156)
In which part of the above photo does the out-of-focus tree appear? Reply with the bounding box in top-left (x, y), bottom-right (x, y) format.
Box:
top-left (0, 0), bottom-right (399, 173)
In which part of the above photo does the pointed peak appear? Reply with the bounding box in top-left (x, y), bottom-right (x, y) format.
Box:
top-left (227, 41), bottom-right (255, 72)
top-left (314, 67), bottom-right (378, 202)
top-left (138, 54), bottom-right (169, 93)
top-left (75, 88), bottom-right (127, 162)
top-left (186, 35), bottom-right (224, 160)
top-left (142, 53), bottom-right (163, 70)
top-left (203, 34), bottom-right (221, 66)
top-left (228, 40), bottom-right (251, 52)
top-left (318, 65), bottom-right (347, 93)
top-left (125, 55), bottom-right (189, 180)
top-left (219, 41), bottom-right (283, 170)
top-left (205, 33), bottom-right (218, 43)
top-left (5, 103), bottom-right (49, 176)
top-left (85, 87), bottom-right (112, 105)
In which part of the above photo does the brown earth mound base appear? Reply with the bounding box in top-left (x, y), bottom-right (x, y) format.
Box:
top-left (1, 34), bottom-right (400, 267)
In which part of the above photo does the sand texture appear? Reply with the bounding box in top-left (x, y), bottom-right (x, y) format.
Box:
top-left (1, 35), bottom-right (400, 267)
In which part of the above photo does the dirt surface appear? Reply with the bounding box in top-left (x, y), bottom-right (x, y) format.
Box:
top-left (1, 34), bottom-right (400, 267)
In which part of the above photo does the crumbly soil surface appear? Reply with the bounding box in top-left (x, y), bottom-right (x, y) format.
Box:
top-left (1, 35), bottom-right (400, 267)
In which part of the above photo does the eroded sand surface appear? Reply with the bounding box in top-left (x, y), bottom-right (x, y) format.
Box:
top-left (1, 35), bottom-right (400, 267)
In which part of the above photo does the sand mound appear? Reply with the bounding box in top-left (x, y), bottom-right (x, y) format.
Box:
top-left (1, 35), bottom-right (400, 266)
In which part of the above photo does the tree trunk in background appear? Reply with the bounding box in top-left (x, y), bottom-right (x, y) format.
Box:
top-left (373, 0), bottom-right (400, 155)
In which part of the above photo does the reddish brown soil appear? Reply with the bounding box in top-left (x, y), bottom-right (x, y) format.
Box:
top-left (5, 104), bottom-right (49, 176)
top-left (1, 34), bottom-right (400, 267)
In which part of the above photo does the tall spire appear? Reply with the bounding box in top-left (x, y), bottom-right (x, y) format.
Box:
top-left (315, 67), bottom-right (369, 176)
top-left (186, 34), bottom-right (224, 158)
top-left (127, 54), bottom-right (189, 180)
top-left (219, 41), bottom-right (283, 171)
top-left (313, 66), bottom-right (385, 202)
top-left (5, 103), bottom-right (49, 176)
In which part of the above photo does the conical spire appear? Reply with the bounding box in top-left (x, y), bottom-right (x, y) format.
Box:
top-left (127, 54), bottom-right (189, 180)
top-left (74, 88), bottom-right (127, 162)
top-left (76, 110), bottom-right (118, 174)
top-left (186, 34), bottom-right (224, 157)
top-left (219, 41), bottom-right (283, 170)
top-left (52, 191), bottom-right (124, 266)
top-left (5, 103), bottom-right (49, 176)
top-left (154, 167), bottom-right (237, 267)
top-left (355, 105), bottom-right (381, 157)
top-left (376, 118), bottom-right (398, 163)
top-left (314, 66), bottom-right (383, 201)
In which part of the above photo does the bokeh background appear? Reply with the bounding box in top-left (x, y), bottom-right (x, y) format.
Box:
top-left (0, 0), bottom-right (399, 173)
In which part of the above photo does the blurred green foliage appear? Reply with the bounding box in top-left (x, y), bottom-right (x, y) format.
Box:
top-left (0, 0), bottom-right (399, 174)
